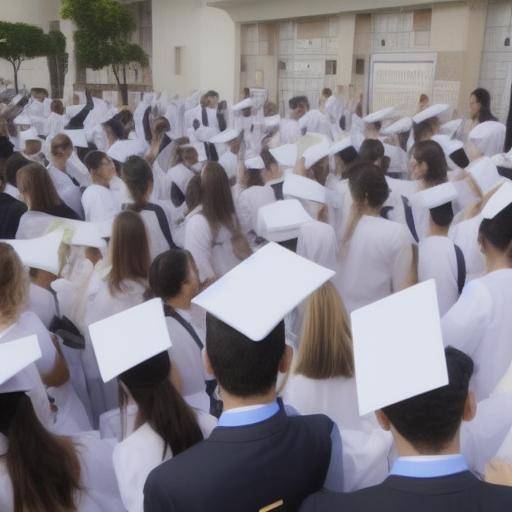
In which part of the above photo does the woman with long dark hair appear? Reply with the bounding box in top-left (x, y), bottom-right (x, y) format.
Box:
top-left (0, 356), bottom-right (123, 511)
top-left (113, 351), bottom-right (216, 512)
top-left (184, 161), bottom-right (251, 284)
top-left (469, 88), bottom-right (497, 125)
top-left (122, 156), bottom-right (176, 260)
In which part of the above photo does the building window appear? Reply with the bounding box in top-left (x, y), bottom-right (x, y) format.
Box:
top-left (325, 60), bottom-right (337, 75)
top-left (279, 61), bottom-right (286, 71)
top-left (174, 47), bottom-right (182, 75)
top-left (355, 58), bottom-right (365, 75)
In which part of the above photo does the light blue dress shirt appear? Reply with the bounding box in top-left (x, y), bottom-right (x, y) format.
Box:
top-left (390, 454), bottom-right (469, 478)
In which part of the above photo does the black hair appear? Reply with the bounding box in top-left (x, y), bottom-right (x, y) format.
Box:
top-left (149, 249), bottom-right (194, 300)
top-left (122, 155), bottom-right (153, 207)
top-left (206, 315), bottom-right (286, 397)
top-left (479, 203), bottom-right (512, 257)
top-left (413, 140), bottom-right (448, 186)
top-left (348, 162), bottom-right (390, 208)
top-left (4, 152), bottom-right (30, 187)
top-left (245, 168), bottom-right (264, 187)
top-left (358, 139), bottom-right (384, 162)
top-left (382, 347), bottom-right (474, 453)
top-left (289, 96), bottom-right (309, 110)
top-left (413, 118), bottom-right (436, 143)
top-left (103, 118), bottom-right (126, 141)
top-left (83, 150), bottom-right (108, 173)
top-left (471, 88), bottom-right (497, 123)
top-left (205, 90), bottom-right (219, 98)
top-left (450, 148), bottom-right (470, 169)
top-left (430, 202), bottom-right (454, 228)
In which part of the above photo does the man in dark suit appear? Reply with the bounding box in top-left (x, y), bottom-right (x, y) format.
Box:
top-left (300, 347), bottom-right (512, 511)
top-left (143, 315), bottom-right (343, 512)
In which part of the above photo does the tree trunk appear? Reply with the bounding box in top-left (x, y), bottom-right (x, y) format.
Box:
top-left (505, 82), bottom-right (512, 152)
top-left (120, 65), bottom-right (128, 106)
top-left (11, 61), bottom-right (19, 93)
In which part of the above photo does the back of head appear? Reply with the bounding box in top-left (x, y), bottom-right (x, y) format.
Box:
top-left (50, 133), bottom-right (73, 158)
top-left (0, 242), bottom-right (28, 325)
top-left (4, 152), bottom-right (30, 187)
top-left (430, 202), bottom-right (454, 228)
top-left (0, 391), bottom-right (80, 511)
top-left (122, 155), bottom-right (153, 207)
top-left (413, 140), bottom-right (448, 186)
top-left (289, 96), bottom-right (309, 110)
top-left (17, 163), bottom-right (62, 212)
top-left (112, 109), bottom-right (135, 136)
top-left (149, 249), bottom-right (193, 300)
top-left (479, 203), bottom-right (512, 258)
top-left (185, 173), bottom-right (202, 212)
top-left (382, 347), bottom-right (473, 453)
top-left (152, 117), bottom-right (171, 139)
top-left (358, 138), bottom-right (385, 164)
top-left (109, 210), bottom-right (150, 293)
top-left (103, 118), bottom-right (126, 141)
top-left (296, 282), bottom-right (354, 380)
top-left (201, 161), bottom-right (236, 231)
top-left (413, 118), bottom-right (436, 143)
top-left (50, 99), bottom-right (64, 116)
top-left (206, 315), bottom-right (286, 397)
top-left (348, 162), bottom-right (390, 208)
top-left (83, 150), bottom-right (108, 174)
top-left (322, 88), bottom-right (332, 98)
top-left (119, 351), bottom-right (203, 456)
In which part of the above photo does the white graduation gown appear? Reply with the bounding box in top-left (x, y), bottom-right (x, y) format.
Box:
top-left (449, 214), bottom-right (486, 281)
top-left (28, 282), bottom-right (57, 329)
top-left (47, 164), bottom-right (84, 218)
top-left (0, 432), bottom-right (125, 512)
top-left (219, 150), bottom-right (238, 181)
top-left (418, 235), bottom-right (461, 316)
top-left (333, 215), bottom-right (413, 313)
top-left (81, 184), bottom-right (120, 222)
top-left (44, 112), bottom-right (67, 138)
top-left (112, 411), bottom-right (217, 512)
top-left (296, 220), bottom-right (337, 270)
top-left (184, 208), bottom-right (243, 282)
top-left (236, 185), bottom-right (276, 238)
top-left (138, 208), bottom-right (172, 262)
top-left (442, 269), bottom-right (512, 401)
top-left (279, 118), bottom-right (301, 144)
top-left (166, 310), bottom-right (210, 412)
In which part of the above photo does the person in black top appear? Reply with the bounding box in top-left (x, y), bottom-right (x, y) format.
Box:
top-left (300, 347), bottom-right (512, 512)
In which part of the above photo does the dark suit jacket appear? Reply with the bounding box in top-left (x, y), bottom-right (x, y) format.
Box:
top-left (300, 471), bottom-right (512, 511)
top-left (144, 407), bottom-right (333, 512)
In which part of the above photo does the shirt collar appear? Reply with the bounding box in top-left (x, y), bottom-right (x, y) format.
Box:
top-left (390, 454), bottom-right (468, 478)
top-left (218, 400), bottom-right (280, 427)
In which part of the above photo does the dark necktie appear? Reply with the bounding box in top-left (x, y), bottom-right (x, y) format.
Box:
top-left (202, 106), bottom-right (209, 127)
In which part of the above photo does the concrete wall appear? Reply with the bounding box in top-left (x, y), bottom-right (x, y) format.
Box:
top-left (152, 0), bottom-right (236, 103)
top-left (0, 0), bottom-right (61, 91)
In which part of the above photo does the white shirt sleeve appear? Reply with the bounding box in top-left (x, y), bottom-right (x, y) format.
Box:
top-left (441, 279), bottom-right (492, 355)
top-left (391, 228), bottom-right (414, 292)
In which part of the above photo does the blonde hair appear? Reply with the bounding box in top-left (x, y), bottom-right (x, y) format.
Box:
top-left (295, 282), bottom-right (354, 379)
top-left (0, 243), bottom-right (29, 325)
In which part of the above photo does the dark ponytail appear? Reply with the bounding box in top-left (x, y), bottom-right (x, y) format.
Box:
top-left (119, 352), bottom-right (204, 460)
top-left (0, 392), bottom-right (81, 512)
top-left (148, 249), bottom-right (193, 300)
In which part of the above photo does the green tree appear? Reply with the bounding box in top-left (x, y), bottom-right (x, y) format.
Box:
top-left (46, 30), bottom-right (68, 99)
top-left (0, 22), bottom-right (52, 92)
top-left (61, 0), bottom-right (148, 105)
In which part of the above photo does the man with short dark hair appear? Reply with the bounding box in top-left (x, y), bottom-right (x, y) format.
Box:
top-left (144, 316), bottom-right (342, 512)
top-left (300, 347), bottom-right (512, 512)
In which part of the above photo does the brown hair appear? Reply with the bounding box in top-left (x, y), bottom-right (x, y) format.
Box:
top-left (108, 210), bottom-right (150, 294)
top-left (0, 392), bottom-right (81, 512)
top-left (0, 243), bottom-right (28, 325)
top-left (122, 155), bottom-right (153, 208)
top-left (17, 163), bottom-right (63, 212)
top-left (50, 133), bottom-right (73, 157)
top-left (51, 100), bottom-right (65, 116)
top-left (295, 282), bottom-right (354, 379)
top-left (413, 140), bottom-right (448, 187)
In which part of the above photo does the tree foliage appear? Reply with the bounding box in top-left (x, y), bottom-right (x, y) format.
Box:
top-left (61, 0), bottom-right (148, 104)
top-left (0, 21), bottom-right (53, 91)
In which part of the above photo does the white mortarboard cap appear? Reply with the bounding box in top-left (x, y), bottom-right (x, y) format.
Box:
top-left (107, 139), bottom-right (142, 163)
top-left (19, 127), bottom-right (41, 143)
top-left (481, 181), bottom-right (512, 219)
top-left (49, 218), bottom-right (106, 249)
top-left (491, 153), bottom-right (512, 169)
top-left (89, 298), bottom-right (172, 382)
top-left (412, 104), bottom-right (450, 124)
top-left (95, 218), bottom-right (114, 239)
top-left (440, 119), bottom-right (462, 138)
top-left (352, 280), bottom-right (448, 415)
top-left (209, 128), bottom-right (240, 144)
top-left (62, 129), bottom-right (89, 148)
top-left (381, 117), bottom-right (413, 135)
top-left (303, 141), bottom-right (331, 169)
top-left (269, 144), bottom-right (298, 168)
top-left (283, 174), bottom-right (326, 204)
top-left (245, 156), bottom-right (265, 170)
top-left (0, 336), bottom-right (41, 393)
top-left (264, 114), bottom-right (281, 128)
top-left (13, 112), bottom-right (32, 126)
top-left (2, 230), bottom-right (64, 275)
top-left (432, 136), bottom-right (469, 169)
top-left (363, 107), bottom-right (395, 124)
top-left (256, 199), bottom-right (312, 242)
top-left (468, 121), bottom-right (507, 158)
top-left (232, 98), bottom-right (254, 111)
top-left (329, 137), bottom-right (358, 163)
top-left (467, 157), bottom-right (503, 194)
top-left (194, 126), bottom-right (218, 143)
top-left (192, 242), bottom-right (334, 341)
top-left (414, 182), bottom-right (458, 209)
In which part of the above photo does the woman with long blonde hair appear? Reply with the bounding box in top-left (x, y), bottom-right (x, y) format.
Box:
top-left (282, 282), bottom-right (365, 430)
